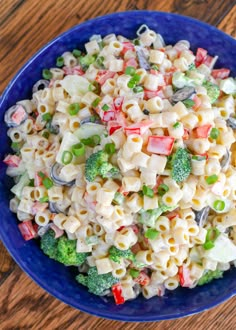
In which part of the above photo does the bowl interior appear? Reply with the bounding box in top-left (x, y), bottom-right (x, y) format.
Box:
top-left (0, 11), bottom-right (236, 321)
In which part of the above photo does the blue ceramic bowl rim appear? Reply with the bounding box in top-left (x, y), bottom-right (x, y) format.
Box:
top-left (0, 10), bottom-right (236, 322)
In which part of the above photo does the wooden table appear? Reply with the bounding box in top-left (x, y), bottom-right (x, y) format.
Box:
top-left (0, 1), bottom-right (236, 329)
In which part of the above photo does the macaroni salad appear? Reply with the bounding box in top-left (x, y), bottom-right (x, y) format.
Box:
top-left (4, 25), bottom-right (236, 304)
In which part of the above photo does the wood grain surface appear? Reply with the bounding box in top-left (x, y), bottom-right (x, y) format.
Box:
top-left (0, 1), bottom-right (235, 329)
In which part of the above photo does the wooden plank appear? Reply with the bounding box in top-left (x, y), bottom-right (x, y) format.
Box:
top-left (0, 0), bottom-right (25, 27)
top-left (0, 262), bottom-right (236, 329)
top-left (0, 241), bottom-right (15, 285)
top-left (217, 4), bottom-right (236, 37)
top-left (0, 0), bottom-right (234, 94)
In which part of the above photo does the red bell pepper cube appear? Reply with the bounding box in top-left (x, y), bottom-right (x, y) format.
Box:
top-left (3, 155), bottom-right (21, 167)
top-left (101, 111), bottom-right (116, 122)
top-left (112, 283), bottom-right (125, 305)
top-left (11, 105), bottom-right (26, 125)
top-left (211, 68), bottom-right (230, 79)
top-left (31, 202), bottom-right (48, 215)
top-left (113, 96), bottom-right (124, 112)
top-left (195, 48), bottom-right (207, 66)
top-left (130, 224), bottom-right (139, 234)
top-left (153, 176), bottom-right (164, 193)
top-left (166, 210), bottom-right (180, 221)
top-left (203, 55), bottom-right (214, 67)
top-left (131, 242), bottom-right (142, 254)
top-left (192, 95), bottom-right (201, 111)
top-left (124, 57), bottom-right (138, 70)
top-left (193, 124), bottom-right (212, 138)
top-left (124, 119), bottom-right (153, 136)
top-left (144, 88), bottom-right (165, 100)
top-left (147, 136), bottom-right (175, 156)
top-left (95, 70), bottom-right (116, 85)
top-left (18, 220), bottom-right (37, 241)
top-left (134, 271), bottom-right (150, 286)
top-left (183, 128), bottom-right (190, 140)
top-left (178, 265), bottom-right (193, 287)
top-left (121, 42), bottom-right (135, 55)
top-left (63, 65), bottom-right (84, 75)
top-left (107, 121), bottom-right (122, 135)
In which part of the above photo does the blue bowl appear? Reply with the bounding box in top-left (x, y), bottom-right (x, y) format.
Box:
top-left (0, 11), bottom-right (236, 322)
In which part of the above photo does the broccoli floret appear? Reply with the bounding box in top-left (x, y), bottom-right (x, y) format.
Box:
top-left (98, 162), bottom-right (120, 179)
top-left (171, 148), bottom-right (191, 183)
top-left (57, 236), bottom-right (88, 266)
top-left (40, 229), bottom-right (59, 259)
top-left (139, 208), bottom-right (163, 227)
top-left (109, 246), bottom-right (135, 263)
top-left (85, 150), bottom-right (108, 181)
top-left (40, 230), bottom-right (88, 266)
top-left (203, 80), bottom-right (220, 104)
top-left (76, 267), bottom-right (119, 295)
top-left (85, 150), bottom-right (119, 182)
top-left (198, 269), bottom-right (224, 286)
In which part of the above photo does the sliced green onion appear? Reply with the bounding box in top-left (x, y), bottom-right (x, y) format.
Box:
top-left (42, 69), bottom-right (52, 80)
top-left (88, 83), bottom-right (94, 91)
top-left (145, 228), bottom-right (159, 240)
top-left (133, 73), bottom-right (141, 83)
top-left (38, 171), bottom-right (46, 179)
top-left (133, 86), bottom-right (144, 93)
top-left (188, 63), bottom-right (196, 71)
top-left (203, 227), bottom-right (220, 250)
top-left (203, 241), bottom-right (215, 250)
top-left (68, 103), bottom-right (80, 116)
top-left (81, 137), bottom-right (92, 146)
top-left (80, 54), bottom-right (96, 68)
top-left (125, 66), bottom-right (136, 76)
top-left (158, 184), bottom-right (169, 196)
top-left (71, 143), bottom-right (85, 157)
top-left (104, 143), bottom-right (116, 155)
top-left (192, 155), bottom-right (206, 161)
top-left (42, 113), bottom-right (52, 122)
top-left (133, 38), bottom-right (140, 45)
top-left (56, 56), bottom-right (64, 67)
top-left (128, 78), bottom-right (136, 89)
top-left (205, 228), bottom-right (220, 242)
top-left (62, 150), bottom-right (73, 165)
top-left (151, 65), bottom-right (159, 71)
top-left (113, 192), bottom-right (125, 205)
top-left (42, 177), bottom-right (54, 189)
top-left (182, 99), bottom-right (195, 108)
top-left (96, 56), bottom-right (105, 67)
top-left (29, 179), bottom-right (35, 187)
top-left (72, 49), bottom-right (82, 57)
top-left (102, 104), bottom-right (109, 111)
top-left (213, 200), bottom-right (225, 211)
top-left (205, 174), bottom-right (218, 185)
top-left (11, 142), bottom-right (20, 151)
top-left (42, 131), bottom-right (50, 139)
top-left (90, 115), bottom-right (99, 123)
top-left (210, 128), bottom-right (220, 140)
top-left (89, 81), bottom-right (100, 94)
top-left (129, 269), bottom-right (140, 278)
top-left (142, 185), bottom-right (154, 198)
top-left (81, 135), bottom-right (101, 147)
top-left (39, 196), bottom-right (49, 203)
top-left (173, 122), bottom-right (180, 129)
top-left (92, 97), bottom-right (101, 107)
top-left (92, 135), bottom-right (101, 146)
